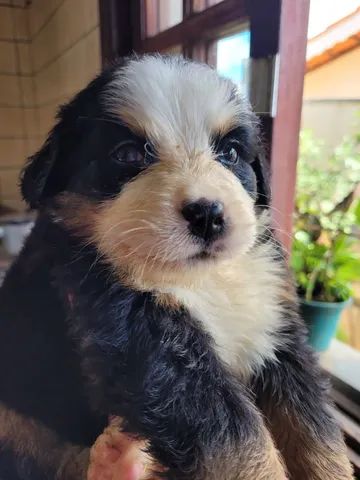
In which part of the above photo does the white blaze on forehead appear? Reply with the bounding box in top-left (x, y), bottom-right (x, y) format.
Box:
top-left (105, 55), bottom-right (253, 154)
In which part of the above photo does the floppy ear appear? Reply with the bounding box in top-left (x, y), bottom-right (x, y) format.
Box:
top-left (20, 103), bottom-right (82, 209)
top-left (20, 130), bottom-right (61, 209)
top-left (252, 148), bottom-right (271, 207)
top-left (20, 65), bottom-right (119, 209)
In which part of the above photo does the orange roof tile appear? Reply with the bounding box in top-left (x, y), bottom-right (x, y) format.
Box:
top-left (306, 7), bottom-right (360, 72)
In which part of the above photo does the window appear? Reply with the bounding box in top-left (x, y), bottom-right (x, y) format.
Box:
top-left (193, 0), bottom-right (225, 12)
top-left (139, 0), bottom-right (252, 100)
top-left (145, 0), bottom-right (183, 36)
top-left (215, 30), bottom-right (251, 94)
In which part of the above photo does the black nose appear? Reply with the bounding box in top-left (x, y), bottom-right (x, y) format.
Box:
top-left (181, 200), bottom-right (225, 243)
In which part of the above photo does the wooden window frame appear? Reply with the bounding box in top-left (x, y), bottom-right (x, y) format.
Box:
top-left (137, 0), bottom-right (248, 58)
top-left (99, 0), bottom-right (249, 63)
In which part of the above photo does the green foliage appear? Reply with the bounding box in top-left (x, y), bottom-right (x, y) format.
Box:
top-left (291, 129), bottom-right (360, 302)
top-left (336, 325), bottom-right (349, 343)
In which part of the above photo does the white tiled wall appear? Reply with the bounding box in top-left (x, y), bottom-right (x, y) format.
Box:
top-left (0, 0), bottom-right (101, 211)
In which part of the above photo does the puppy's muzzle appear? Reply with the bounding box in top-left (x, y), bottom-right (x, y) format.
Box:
top-left (181, 199), bottom-right (225, 244)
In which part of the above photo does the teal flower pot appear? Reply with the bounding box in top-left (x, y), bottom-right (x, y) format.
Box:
top-left (300, 298), bottom-right (351, 352)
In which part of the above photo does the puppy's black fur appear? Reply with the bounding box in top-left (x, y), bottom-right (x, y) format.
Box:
top-left (0, 58), bottom-right (352, 479)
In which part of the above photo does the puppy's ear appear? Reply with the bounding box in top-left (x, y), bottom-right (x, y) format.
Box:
top-left (21, 130), bottom-right (60, 209)
top-left (20, 103), bottom-right (80, 209)
top-left (252, 148), bottom-right (271, 207)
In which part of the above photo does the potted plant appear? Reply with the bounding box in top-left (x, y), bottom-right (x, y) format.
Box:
top-left (291, 130), bottom-right (360, 351)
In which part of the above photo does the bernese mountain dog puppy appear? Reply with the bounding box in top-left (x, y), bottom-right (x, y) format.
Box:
top-left (0, 55), bottom-right (353, 480)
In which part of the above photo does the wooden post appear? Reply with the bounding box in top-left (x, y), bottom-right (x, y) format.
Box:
top-left (248, 0), bottom-right (310, 252)
top-left (270, 0), bottom-right (310, 251)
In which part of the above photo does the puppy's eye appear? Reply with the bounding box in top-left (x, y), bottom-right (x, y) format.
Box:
top-left (110, 141), bottom-right (144, 164)
top-left (218, 141), bottom-right (241, 166)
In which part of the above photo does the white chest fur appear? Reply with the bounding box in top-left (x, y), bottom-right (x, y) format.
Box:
top-left (167, 243), bottom-right (288, 378)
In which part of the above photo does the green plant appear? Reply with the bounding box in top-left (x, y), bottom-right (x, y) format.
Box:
top-left (291, 129), bottom-right (360, 302)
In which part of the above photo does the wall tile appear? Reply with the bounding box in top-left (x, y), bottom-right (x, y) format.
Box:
top-left (10, 0), bottom-right (29, 6)
top-left (13, 8), bottom-right (29, 41)
top-left (0, 139), bottom-right (26, 167)
top-left (0, 41), bottom-right (17, 74)
top-left (0, 0), bottom-right (100, 208)
top-left (23, 108), bottom-right (39, 136)
top-left (27, 135), bottom-right (46, 155)
top-left (84, 27), bottom-right (101, 78)
top-left (17, 42), bottom-right (32, 74)
top-left (32, 0), bottom-right (99, 73)
top-left (57, 28), bottom-right (100, 99)
top-left (29, 0), bottom-right (63, 38)
top-left (0, 196), bottom-right (26, 212)
top-left (20, 75), bottom-right (35, 107)
top-left (0, 75), bottom-right (21, 106)
top-left (0, 108), bottom-right (24, 137)
top-left (35, 59), bottom-right (60, 105)
top-left (31, 21), bottom-right (59, 73)
top-left (0, 7), bottom-right (29, 41)
top-left (38, 102), bottom-right (60, 135)
top-left (0, 7), bottom-right (13, 40)
top-left (0, 168), bottom-right (21, 197)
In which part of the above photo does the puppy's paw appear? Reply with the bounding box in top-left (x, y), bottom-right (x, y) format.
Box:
top-left (87, 420), bottom-right (156, 480)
